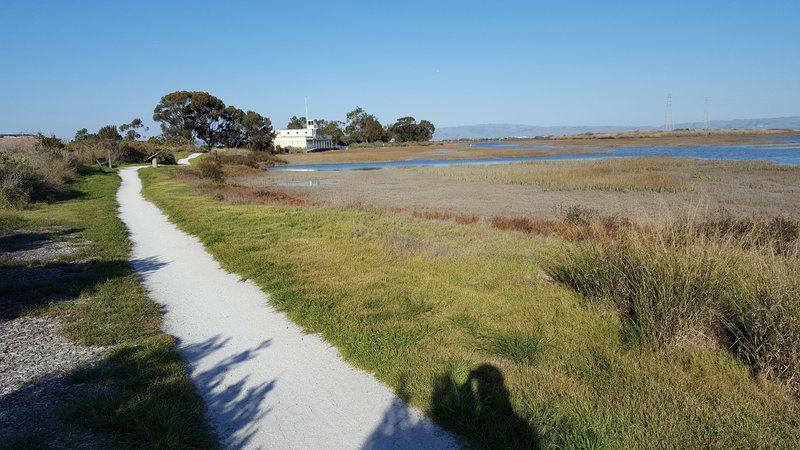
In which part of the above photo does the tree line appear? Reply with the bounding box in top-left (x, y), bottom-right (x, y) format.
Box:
top-left (286, 107), bottom-right (435, 146)
top-left (66, 90), bottom-right (435, 154)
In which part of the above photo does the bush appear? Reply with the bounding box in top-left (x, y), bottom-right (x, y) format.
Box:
top-left (37, 133), bottom-right (65, 148)
top-left (546, 235), bottom-right (732, 346)
top-left (198, 157), bottom-right (224, 183)
top-left (218, 152), bottom-right (260, 168)
top-left (545, 218), bottom-right (800, 392)
top-left (1, 160), bottom-right (40, 204)
top-left (216, 150), bottom-right (287, 168)
top-left (724, 262), bottom-right (800, 390)
top-left (0, 144), bottom-right (78, 205)
top-left (67, 139), bottom-right (179, 166)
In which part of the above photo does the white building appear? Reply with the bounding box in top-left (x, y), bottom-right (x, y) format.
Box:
top-left (274, 119), bottom-right (336, 152)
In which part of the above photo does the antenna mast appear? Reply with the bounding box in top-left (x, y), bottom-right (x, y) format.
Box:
top-left (703, 97), bottom-right (710, 133)
top-left (304, 97), bottom-right (309, 127)
top-left (664, 93), bottom-right (673, 132)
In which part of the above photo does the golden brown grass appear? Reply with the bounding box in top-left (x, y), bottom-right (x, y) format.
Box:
top-left (418, 157), bottom-right (693, 192)
top-left (173, 170), bottom-right (310, 206)
top-left (0, 137), bottom-right (38, 152)
top-left (280, 143), bottom-right (603, 164)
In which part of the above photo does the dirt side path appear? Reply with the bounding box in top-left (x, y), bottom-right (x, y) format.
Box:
top-left (116, 167), bottom-right (458, 449)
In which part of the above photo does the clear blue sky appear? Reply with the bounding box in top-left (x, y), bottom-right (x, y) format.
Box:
top-left (1, 0), bottom-right (798, 139)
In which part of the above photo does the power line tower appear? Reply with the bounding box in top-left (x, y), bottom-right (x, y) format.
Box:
top-left (664, 93), bottom-right (674, 132)
top-left (703, 97), bottom-right (710, 133)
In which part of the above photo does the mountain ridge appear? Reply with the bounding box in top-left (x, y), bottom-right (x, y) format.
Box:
top-left (433, 116), bottom-right (800, 140)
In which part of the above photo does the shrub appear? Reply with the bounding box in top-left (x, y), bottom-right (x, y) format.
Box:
top-left (723, 262), bottom-right (800, 391)
top-left (545, 218), bottom-right (800, 392)
top-left (1, 160), bottom-right (40, 204)
top-left (198, 157), bottom-right (224, 183)
top-left (218, 152), bottom-right (259, 168)
top-left (558, 204), bottom-right (598, 225)
top-left (67, 139), bottom-right (179, 166)
top-left (546, 236), bottom-right (731, 346)
top-left (0, 145), bottom-right (78, 205)
top-left (216, 150), bottom-right (286, 168)
top-left (37, 133), bottom-right (65, 148)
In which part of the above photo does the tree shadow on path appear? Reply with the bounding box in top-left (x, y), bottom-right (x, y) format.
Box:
top-left (179, 335), bottom-right (276, 449)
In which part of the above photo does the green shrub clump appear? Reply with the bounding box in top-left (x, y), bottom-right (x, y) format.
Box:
top-left (545, 217), bottom-right (800, 393)
top-left (198, 156), bottom-right (224, 182)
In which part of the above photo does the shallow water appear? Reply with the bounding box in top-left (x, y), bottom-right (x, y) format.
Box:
top-left (272, 138), bottom-right (800, 171)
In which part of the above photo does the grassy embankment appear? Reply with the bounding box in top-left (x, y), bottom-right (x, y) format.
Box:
top-left (141, 164), bottom-right (800, 449)
top-left (0, 167), bottom-right (216, 448)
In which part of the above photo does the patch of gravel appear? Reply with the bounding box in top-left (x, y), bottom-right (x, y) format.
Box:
top-left (0, 316), bottom-right (106, 447)
top-left (0, 230), bottom-right (88, 264)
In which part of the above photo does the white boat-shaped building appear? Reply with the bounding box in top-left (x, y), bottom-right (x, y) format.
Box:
top-left (274, 119), bottom-right (336, 152)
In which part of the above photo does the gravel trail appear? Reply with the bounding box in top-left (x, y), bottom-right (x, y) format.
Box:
top-left (116, 166), bottom-right (458, 449)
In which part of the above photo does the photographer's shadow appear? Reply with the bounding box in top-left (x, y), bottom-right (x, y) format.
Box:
top-left (430, 364), bottom-right (539, 449)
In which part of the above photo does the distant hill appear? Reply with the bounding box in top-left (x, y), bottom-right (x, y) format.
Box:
top-left (433, 116), bottom-right (800, 140)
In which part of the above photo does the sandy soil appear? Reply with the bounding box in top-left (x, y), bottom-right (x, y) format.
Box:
top-left (117, 166), bottom-right (458, 449)
top-left (237, 159), bottom-right (800, 224)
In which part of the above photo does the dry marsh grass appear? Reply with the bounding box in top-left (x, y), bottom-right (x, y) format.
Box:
top-left (173, 169), bottom-right (310, 206)
top-left (419, 157), bottom-right (695, 192)
top-left (280, 143), bottom-right (603, 165)
top-left (0, 137), bottom-right (38, 152)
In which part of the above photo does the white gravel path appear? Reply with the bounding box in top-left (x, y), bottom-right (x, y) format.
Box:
top-left (177, 152), bottom-right (202, 165)
top-left (116, 165), bottom-right (459, 450)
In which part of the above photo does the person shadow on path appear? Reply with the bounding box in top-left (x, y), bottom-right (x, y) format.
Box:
top-left (430, 364), bottom-right (539, 449)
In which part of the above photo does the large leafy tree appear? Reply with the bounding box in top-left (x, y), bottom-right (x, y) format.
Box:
top-left (218, 106), bottom-right (247, 148)
top-left (119, 118), bottom-right (148, 141)
top-left (242, 111), bottom-right (275, 151)
top-left (387, 116), bottom-right (436, 142)
top-left (417, 120), bottom-right (435, 141)
top-left (98, 124), bottom-right (122, 141)
top-left (74, 128), bottom-right (96, 141)
top-left (210, 107), bottom-right (275, 151)
top-left (153, 91), bottom-right (226, 148)
top-left (286, 116), bottom-right (306, 129)
top-left (317, 119), bottom-right (345, 145)
top-left (344, 107), bottom-right (386, 144)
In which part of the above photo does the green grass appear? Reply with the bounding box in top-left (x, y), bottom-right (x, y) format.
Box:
top-left (140, 166), bottom-right (800, 449)
top-left (0, 166), bottom-right (216, 449)
top-left (544, 221), bottom-right (800, 391)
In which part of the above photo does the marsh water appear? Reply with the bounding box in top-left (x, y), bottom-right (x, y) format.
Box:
top-left (272, 137), bottom-right (800, 171)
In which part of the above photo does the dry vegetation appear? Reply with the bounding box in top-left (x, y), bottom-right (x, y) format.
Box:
top-left (175, 152), bottom-right (304, 207)
top-left (280, 142), bottom-right (604, 164)
top-left (0, 138), bottom-right (79, 205)
top-left (420, 157), bottom-right (697, 192)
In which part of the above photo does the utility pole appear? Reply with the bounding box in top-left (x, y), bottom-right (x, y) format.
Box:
top-left (703, 97), bottom-right (710, 134)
